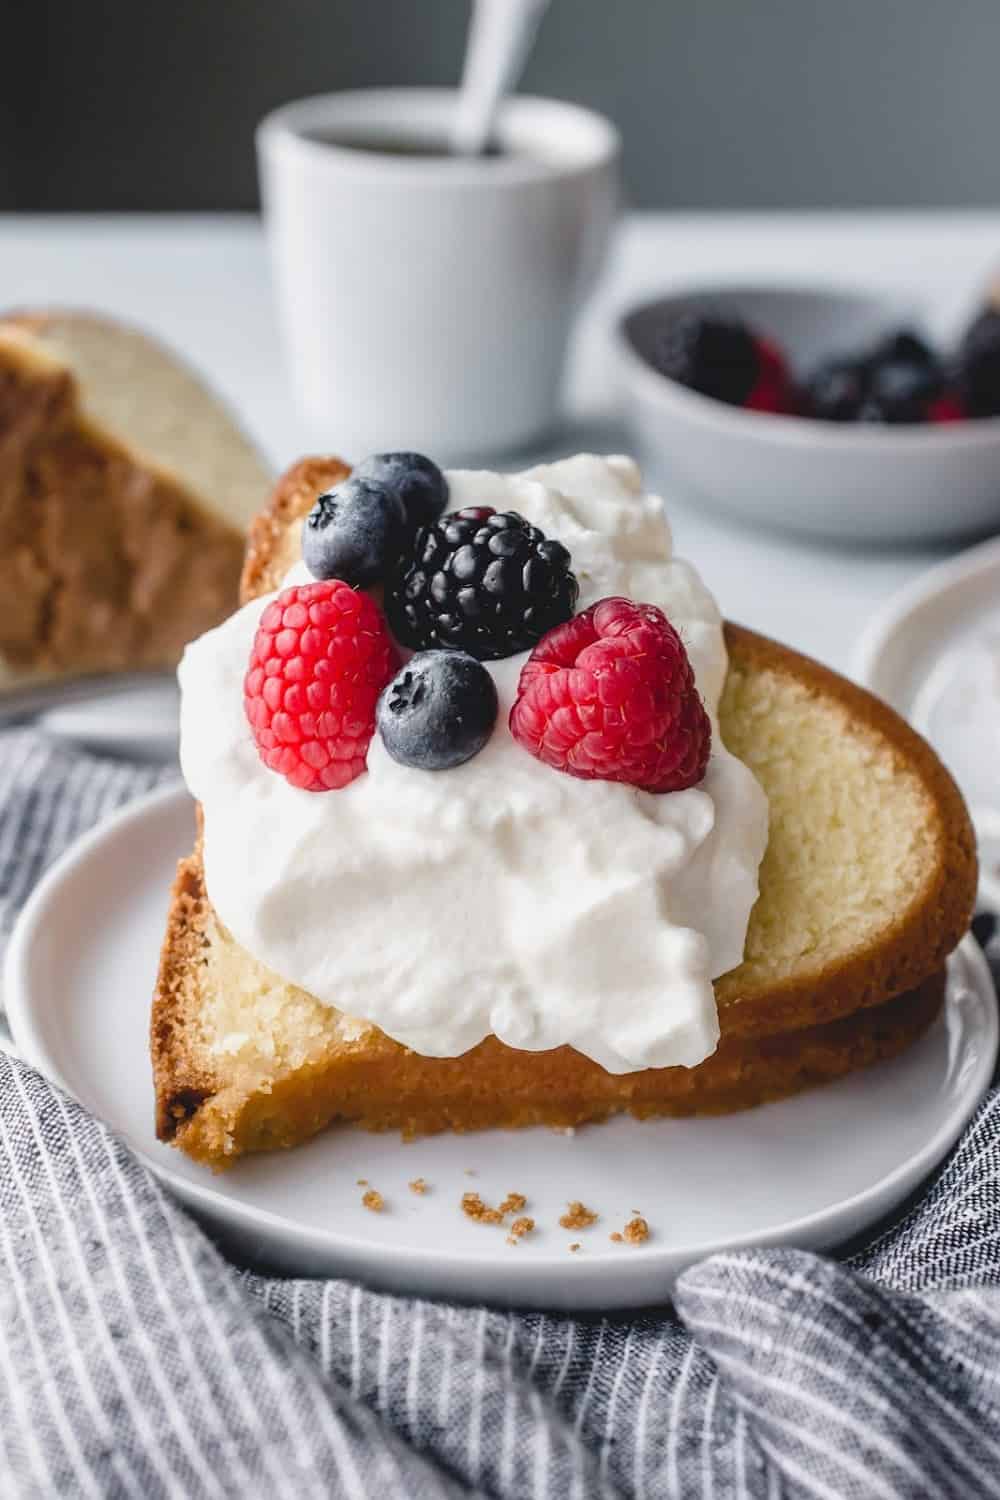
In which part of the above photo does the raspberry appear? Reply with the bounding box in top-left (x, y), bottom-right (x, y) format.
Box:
top-left (744, 337), bottom-right (794, 414)
top-left (927, 392), bottom-right (967, 423)
top-left (509, 597), bottom-right (711, 793)
top-left (244, 580), bottom-right (398, 791)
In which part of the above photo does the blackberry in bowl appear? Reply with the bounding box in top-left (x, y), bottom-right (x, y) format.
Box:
top-left (654, 313), bottom-right (792, 413)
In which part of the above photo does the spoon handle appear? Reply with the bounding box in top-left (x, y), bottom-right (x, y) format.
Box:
top-left (451, 0), bottom-right (551, 158)
top-left (0, 671), bottom-right (174, 728)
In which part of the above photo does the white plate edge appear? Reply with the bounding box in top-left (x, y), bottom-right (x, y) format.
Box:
top-left (851, 533), bottom-right (1000, 911)
top-left (852, 534), bottom-right (1000, 696)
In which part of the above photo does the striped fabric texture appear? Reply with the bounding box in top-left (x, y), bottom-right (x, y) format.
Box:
top-left (1, 726), bottom-right (999, 1499)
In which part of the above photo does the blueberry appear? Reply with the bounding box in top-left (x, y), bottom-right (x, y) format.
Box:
top-left (804, 358), bottom-right (868, 421)
top-left (302, 477), bottom-right (406, 586)
top-left (354, 452), bottom-right (449, 530)
top-left (377, 651), bottom-right (498, 771)
top-left (866, 358), bottom-right (942, 422)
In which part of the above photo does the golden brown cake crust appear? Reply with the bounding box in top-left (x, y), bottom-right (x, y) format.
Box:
top-left (151, 453), bottom-right (977, 1166)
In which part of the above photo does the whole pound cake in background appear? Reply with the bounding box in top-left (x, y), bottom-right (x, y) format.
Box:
top-left (152, 453), bottom-right (976, 1167)
top-left (0, 311), bottom-right (271, 682)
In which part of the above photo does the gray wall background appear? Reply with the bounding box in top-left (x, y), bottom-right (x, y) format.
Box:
top-left (7, 0), bottom-right (1000, 212)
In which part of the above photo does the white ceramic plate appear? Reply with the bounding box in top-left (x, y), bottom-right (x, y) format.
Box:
top-left (854, 536), bottom-right (1000, 911)
top-left (5, 785), bottom-right (997, 1310)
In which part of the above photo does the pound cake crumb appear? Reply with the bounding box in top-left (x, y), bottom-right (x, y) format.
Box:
top-left (506, 1217), bottom-right (535, 1246)
top-left (559, 1200), bottom-right (598, 1230)
top-left (362, 1188), bottom-right (385, 1213)
top-left (356, 1178), bottom-right (368, 1186)
top-left (624, 1216), bottom-right (650, 1244)
top-left (461, 1191), bottom-right (505, 1225)
top-left (569, 1243), bottom-right (581, 1253)
top-left (461, 1190), bottom-right (528, 1225)
top-left (610, 1232), bottom-right (623, 1244)
top-left (408, 1177), bottom-right (429, 1195)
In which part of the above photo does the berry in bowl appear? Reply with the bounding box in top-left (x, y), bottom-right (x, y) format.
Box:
top-left (616, 285), bottom-right (1000, 542)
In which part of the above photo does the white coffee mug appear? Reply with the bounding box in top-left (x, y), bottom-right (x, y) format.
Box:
top-left (256, 89), bottom-right (620, 461)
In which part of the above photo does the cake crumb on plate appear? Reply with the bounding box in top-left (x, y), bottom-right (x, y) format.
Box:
top-left (506, 1217), bottom-right (535, 1246)
top-left (461, 1191), bottom-right (505, 1225)
top-left (609, 1213), bottom-right (650, 1244)
top-left (559, 1200), bottom-right (599, 1230)
top-left (461, 1190), bottom-right (528, 1226)
top-left (408, 1177), bottom-right (429, 1195)
top-left (362, 1189), bottom-right (385, 1213)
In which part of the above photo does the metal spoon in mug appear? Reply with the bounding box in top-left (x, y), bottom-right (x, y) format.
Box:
top-left (451, 0), bottom-right (552, 157)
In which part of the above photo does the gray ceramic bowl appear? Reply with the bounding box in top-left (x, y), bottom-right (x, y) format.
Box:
top-left (616, 284), bottom-right (1000, 543)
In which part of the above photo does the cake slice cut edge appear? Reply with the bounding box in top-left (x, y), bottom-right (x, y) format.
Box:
top-left (151, 456), bottom-right (977, 1167)
top-left (0, 310), bottom-right (273, 681)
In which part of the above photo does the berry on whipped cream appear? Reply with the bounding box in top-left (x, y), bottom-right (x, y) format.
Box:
top-left (243, 579), bottom-right (397, 791)
top-left (377, 651), bottom-right (499, 772)
top-left (353, 451), bottom-right (449, 530)
top-left (302, 476), bottom-right (406, 588)
top-left (179, 455), bottom-right (769, 1074)
top-left (387, 505), bottom-right (579, 660)
top-left (510, 597), bottom-right (711, 793)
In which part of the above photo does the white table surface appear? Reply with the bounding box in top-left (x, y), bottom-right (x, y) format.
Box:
top-left (3, 210), bottom-right (1000, 675)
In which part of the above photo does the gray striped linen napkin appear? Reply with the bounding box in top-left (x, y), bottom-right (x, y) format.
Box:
top-left (1, 726), bottom-right (1000, 1500)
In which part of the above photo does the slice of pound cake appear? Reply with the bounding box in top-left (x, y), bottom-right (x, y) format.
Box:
top-left (0, 310), bottom-right (272, 682)
top-left (152, 455), bottom-right (976, 1167)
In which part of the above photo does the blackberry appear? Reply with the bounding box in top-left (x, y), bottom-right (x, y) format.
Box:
top-left (388, 507), bottom-right (578, 661)
top-left (806, 331), bottom-right (943, 424)
top-left (869, 329), bottom-right (936, 369)
top-left (957, 307), bottom-right (1000, 417)
top-left (653, 314), bottom-right (760, 406)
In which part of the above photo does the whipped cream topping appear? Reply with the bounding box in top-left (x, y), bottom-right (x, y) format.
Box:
top-left (179, 455), bottom-right (768, 1073)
